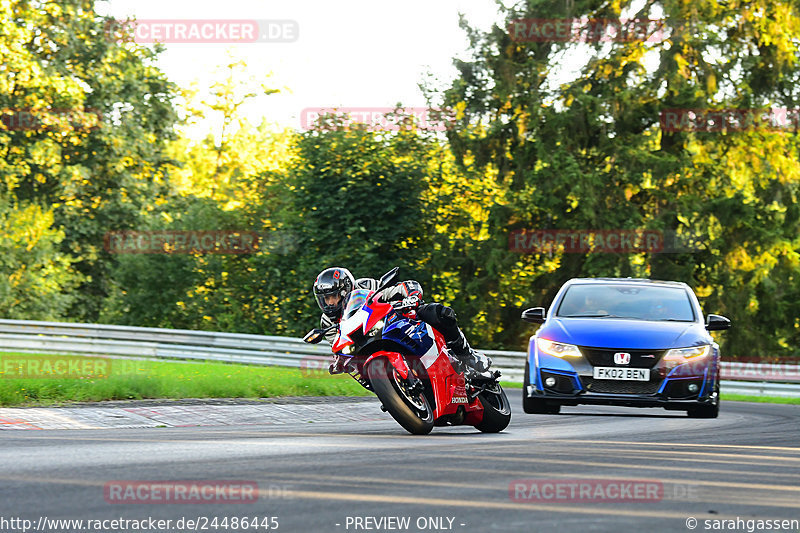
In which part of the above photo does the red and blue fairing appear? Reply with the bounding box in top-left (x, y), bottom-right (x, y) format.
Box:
top-left (330, 289), bottom-right (483, 422)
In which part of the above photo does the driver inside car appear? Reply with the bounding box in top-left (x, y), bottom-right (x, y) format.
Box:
top-left (312, 267), bottom-right (491, 374)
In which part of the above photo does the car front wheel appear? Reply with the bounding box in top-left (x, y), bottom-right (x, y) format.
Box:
top-left (523, 361), bottom-right (562, 414)
top-left (523, 396), bottom-right (561, 414)
top-left (687, 383), bottom-right (720, 418)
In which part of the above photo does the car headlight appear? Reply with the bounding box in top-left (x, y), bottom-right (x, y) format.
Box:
top-left (664, 345), bottom-right (710, 361)
top-left (367, 319), bottom-right (385, 336)
top-left (537, 338), bottom-right (582, 358)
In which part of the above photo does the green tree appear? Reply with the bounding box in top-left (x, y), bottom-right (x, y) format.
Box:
top-left (0, 197), bottom-right (82, 319)
top-left (100, 58), bottom-right (290, 332)
top-left (1, 0), bottom-right (179, 321)
top-left (438, 0), bottom-right (800, 355)
top-left (241, 121), bottom-right (441, 336)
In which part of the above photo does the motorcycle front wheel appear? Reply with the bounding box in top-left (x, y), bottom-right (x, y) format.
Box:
top-left (367, 357), bottom-right (434, 435)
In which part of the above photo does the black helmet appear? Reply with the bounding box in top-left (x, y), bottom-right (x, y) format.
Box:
top-left (313, 267), bottom-right (356, 320)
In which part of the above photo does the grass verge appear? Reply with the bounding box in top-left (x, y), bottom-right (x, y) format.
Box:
top-left (0, 352), bottom-right (369, 407)
top-left (719, 393), bottom-right (800, 405)
top-left (2, 353), bottom-right (796, 407)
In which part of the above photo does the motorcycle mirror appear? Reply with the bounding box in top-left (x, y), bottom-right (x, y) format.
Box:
top-left (378, 267), bottom-right (399, 289)
top-left (369, 267), bottom-right (399, 304)
top-left (302, 329), bottom-right (326, 344)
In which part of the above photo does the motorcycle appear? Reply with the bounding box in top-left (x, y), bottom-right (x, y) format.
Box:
top-left (303, 267), bottom-right (511, 435)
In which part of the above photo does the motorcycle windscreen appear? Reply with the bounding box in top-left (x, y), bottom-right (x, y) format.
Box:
top-left (342, 289), bottom-right (371, 320)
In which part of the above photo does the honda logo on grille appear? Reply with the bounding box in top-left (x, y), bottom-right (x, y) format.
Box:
top-left (613, 352), bottom-right (631, 365)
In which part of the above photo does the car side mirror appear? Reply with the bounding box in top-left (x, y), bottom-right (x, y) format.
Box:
top-left (705, 314), bottom-right (731, 331)
top-left (521, 307), bottom-right (547, 324)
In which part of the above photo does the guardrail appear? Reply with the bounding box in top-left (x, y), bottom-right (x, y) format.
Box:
top-left (0, 319), bottom-right (798, 397)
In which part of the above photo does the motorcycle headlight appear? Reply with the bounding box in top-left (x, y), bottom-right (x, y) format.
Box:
top-left (367, 319), bottom-right (385, 337)
top-left (537, 338), bottom-right (582, 358)
top-left (664, 345), bottom-right (710, 361)
top-left (340, 345), bottom-right (354, 355)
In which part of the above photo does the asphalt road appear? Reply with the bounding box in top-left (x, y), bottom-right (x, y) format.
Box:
top-left (0, 390), bottom-right (798, 533)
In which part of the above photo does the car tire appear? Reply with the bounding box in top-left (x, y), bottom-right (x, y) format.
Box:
top-left (686, 381), bottom-right (720, 418)
top-left (523, 397), bottom-right (561, 414)
top-left (687, 383), bottom-right (720, 418)
top-left (687, 403), bottom-right (719, 418)
top-left (522, 361), bottom-right (561, 414)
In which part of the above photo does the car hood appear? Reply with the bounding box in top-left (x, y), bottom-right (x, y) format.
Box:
top-left (538, 318), bottom-right (710, 349)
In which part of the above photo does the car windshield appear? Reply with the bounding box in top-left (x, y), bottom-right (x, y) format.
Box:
top-left (556, 284), bottom-right (696, 322)
top-left (342, 289), bottom-right (371, 320)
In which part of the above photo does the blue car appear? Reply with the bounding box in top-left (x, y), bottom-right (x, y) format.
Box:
top-left (520, 278), bottom-right (731, 418)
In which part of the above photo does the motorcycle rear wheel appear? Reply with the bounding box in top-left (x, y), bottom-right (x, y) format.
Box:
top-left (367, 357), bottom-right (434, 435)
top-left (474, 384), bottom-right (512, 433)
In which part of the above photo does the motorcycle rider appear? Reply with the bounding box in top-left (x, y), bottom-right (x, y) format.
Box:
top-left (312, 266), bottom-right (492, 374)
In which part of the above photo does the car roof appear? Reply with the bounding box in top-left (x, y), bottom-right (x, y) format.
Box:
top-left (565, 277), bottom-right (690, 288)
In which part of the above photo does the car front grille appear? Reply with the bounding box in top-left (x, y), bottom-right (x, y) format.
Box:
top-left (580, 347), bottom-right (666, 369)
top-left (580, 376), bottom-right (663, 395)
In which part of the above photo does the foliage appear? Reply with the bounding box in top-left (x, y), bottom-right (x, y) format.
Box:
top-left (0, 197), bottom-right (82, 318)
top-left (239, 121), bottom-right (440, 336)
top-left (1, 0), bottom-right (179, 321)
top-left (3, 0), bottom-right (800, 361)
top-left (437, 0), bottom-right (800, 354)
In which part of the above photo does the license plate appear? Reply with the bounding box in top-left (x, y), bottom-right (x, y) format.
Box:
top-left (593, 367), bottom-right (650, 381)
